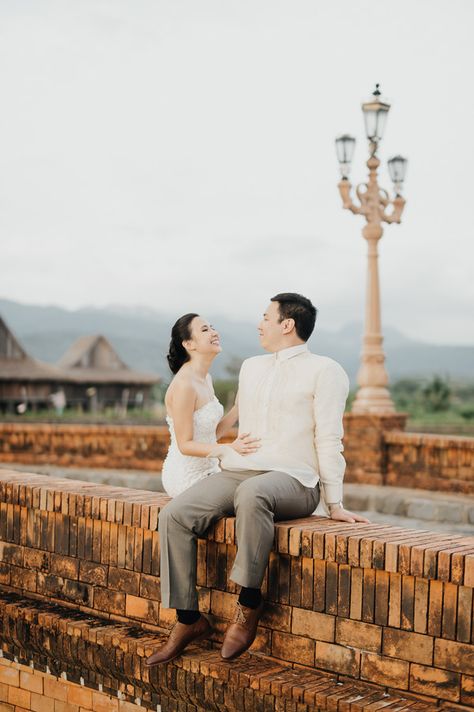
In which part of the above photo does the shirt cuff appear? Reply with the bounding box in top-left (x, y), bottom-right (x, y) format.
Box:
top-left (321, 482), bottom-right (343, 505)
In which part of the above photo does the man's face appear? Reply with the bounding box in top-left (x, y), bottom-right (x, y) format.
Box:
top-left (258, 301), bottom-right (285, 352)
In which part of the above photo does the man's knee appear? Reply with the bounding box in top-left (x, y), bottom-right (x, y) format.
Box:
top-left (158, 499), bottom-right (183, 530)
top-left (234, 477), bottom-right (272, 511)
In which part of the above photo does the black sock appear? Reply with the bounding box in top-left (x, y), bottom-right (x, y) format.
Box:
top-left (238, 587), bottom-right (262, 609)
top-left (176, 609), bottom-right (201, 625)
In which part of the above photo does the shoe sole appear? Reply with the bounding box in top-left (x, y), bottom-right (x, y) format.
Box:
top-left (145, 628), bottom-right (212, 668)
top-left (220, 633), bottom-right (258, 661)
top-left (220, 607), bottom-right (263, 662)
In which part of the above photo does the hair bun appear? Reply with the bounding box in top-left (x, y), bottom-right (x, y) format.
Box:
top-left (166, 313), bottom-right (199, 374)
top-left (166, 341), bottom-right (182, 375)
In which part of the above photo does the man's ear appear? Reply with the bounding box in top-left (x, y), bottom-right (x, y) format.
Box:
top-left (282, 318), bottom-right (295, 335)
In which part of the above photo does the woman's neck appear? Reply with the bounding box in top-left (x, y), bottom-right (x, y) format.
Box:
top-left (187, 355), bottom-right (214, 382)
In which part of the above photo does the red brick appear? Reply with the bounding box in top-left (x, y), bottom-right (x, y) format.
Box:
top-left (91, 691), bottom-right (119, 712)
top-left (272, 632), bottom-right (315, 666)
top-left (67, 685), bottom-right (93, 707)
top-left (427, 580), bottom-right (443, 637)
top-left (0, 668), bottom-right (19, 687)
top-left (50, 553), bottom-right (79, 579)
top-left (43, 678), bottom-right (69, 702)
top-left (261, 603), bottom-right (292, 633)
top-left (19, 670), bottom-right (43, 694)
top-left (31, 691), bottom-right (54, 712)
top-left (336, 618), bottom-right (381, 653)
top-left (54, 701), bottom-right (81, 712)
top-left (292, 608), bottom-right (334, 642)
top-left (413, 577), bottom-right (429, 634)
top-left (410, 663), bottom-right (460, 702)
top-left (361, 652), bottom-right (409, 690)
top-left (383, 629), bottom-right (433, 665)
top-left (125, 594), bottom-right (159, 623)
top-left (461, 674), bottom-right (474, 706)
top-left (7, 686), bottom-right (30, 707)
top-left (108, 567), bottom-right (140, 596)
top-left (78, 561), bottom-right (107, 587)
top-left (435, 638), bottom-right (474, 675)
top-left (139, 573), bottom-right (161, 601)
top-left (93, 587), bottom-right (126, 615)
top-left (315, 641), bottom-right (360, 677)
top-left (457, 586), bottom-right (473, 643)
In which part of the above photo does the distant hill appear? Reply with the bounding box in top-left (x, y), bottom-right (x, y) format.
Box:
top-left (0, 297), bottom-right (473, 384)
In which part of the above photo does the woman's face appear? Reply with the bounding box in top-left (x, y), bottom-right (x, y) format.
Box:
top-left (184, 317), bottom-right (222, 357)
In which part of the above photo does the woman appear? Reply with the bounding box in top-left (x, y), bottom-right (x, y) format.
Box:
top-left (161, 313), bottom-right (260, 497)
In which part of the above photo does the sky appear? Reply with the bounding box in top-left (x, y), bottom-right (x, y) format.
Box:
top-left (0, 0), bottom-right (473, 345)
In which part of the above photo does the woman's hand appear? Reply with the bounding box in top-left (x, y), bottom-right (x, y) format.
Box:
top-left (230, 432), bottom-right (261, 455)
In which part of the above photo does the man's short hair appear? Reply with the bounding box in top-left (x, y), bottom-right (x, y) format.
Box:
top-left (271, 292), bottom-right (317, 342)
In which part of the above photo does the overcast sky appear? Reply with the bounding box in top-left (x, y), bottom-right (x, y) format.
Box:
top-left (1, 0), bottom-right (473, 345)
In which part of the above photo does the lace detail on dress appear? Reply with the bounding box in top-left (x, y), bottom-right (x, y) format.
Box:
top-left (161, 396), bottom-right (225, 497)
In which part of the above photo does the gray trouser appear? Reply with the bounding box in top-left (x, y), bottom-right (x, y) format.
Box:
top-left (159, 469), bottom-right (320, 610)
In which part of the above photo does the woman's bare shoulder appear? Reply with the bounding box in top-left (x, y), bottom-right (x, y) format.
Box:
top-left (166, 371), bottom-right (196, 407)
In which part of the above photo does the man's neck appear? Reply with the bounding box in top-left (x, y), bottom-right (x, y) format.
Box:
top-left (272, 340), bottom-right (305, 354)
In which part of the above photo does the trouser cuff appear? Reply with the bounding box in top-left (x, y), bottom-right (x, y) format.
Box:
top-left (161, 591), bottom-right (199, 611)
top-left (229, 563), bottom-right (265, 589)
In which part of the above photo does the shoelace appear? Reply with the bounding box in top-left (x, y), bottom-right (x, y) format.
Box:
top-left (235, 602), bottom-right (247, 625)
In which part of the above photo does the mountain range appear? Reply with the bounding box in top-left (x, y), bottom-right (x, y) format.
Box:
top-left (1, 298), bottom-right (473, 384)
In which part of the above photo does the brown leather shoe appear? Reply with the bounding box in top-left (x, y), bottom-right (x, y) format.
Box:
top-left (145, 615), bottom-right (212, 667)
top-left (220, 600), bottom-right (264, 660)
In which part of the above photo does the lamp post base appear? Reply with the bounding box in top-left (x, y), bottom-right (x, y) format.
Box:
top-left (351, 386), bottom-right (396, 414)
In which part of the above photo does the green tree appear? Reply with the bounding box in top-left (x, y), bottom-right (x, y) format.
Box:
top-left (421, 375), bottom-right (451, 412)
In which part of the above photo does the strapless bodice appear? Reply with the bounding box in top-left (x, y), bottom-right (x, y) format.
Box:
top-left (161, 396), bottom-right (225, 497)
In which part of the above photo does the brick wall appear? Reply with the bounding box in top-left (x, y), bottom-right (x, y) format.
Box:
top-left (385, 431), bottom-right (474, 494)
top-left (0, 415), bottom-right (408, 479)
top-left (1, 415), bottom-right (474, 494)
top-left (0, 423), bottom-right (171, 471)
top-left (343, 413), bottom-right (407, 485)
top-left (0, 469), bottom-right (473, 709)
top-left (0, 656), bottom-right (147, 712)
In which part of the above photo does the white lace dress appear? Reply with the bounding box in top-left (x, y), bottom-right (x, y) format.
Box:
top-left (161, 396), bottom-right (225, 497)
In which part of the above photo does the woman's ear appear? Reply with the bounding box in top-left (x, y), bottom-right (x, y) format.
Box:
top-left (182, 339), bottom-right (194, 353)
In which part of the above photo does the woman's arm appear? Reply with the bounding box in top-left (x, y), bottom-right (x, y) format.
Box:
top-left (210, 375), bottom-right (239, 440)
top-left (171, 381), bottom-right (220, 457)
top-left (216, 402), bottom-right (238, 440)
top-left (171, 384), bottom-right (258, 458)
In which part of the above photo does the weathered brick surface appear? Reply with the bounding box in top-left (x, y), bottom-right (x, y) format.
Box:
top-left (385, 431), bottom-right (474, 494)
top-left (2, 417), bottom-right (473, 498)
top-left (0, 469), bottom-right (473, 709)
top-left (0, 423), bottom-right (171, 471)
top-left (0, 414), bottom-right (399, 483)
top-left (0, 655), bottom-right (207, 712)
top-left (343, 413), bottom-right (408, 486)
top-left (0, 592), bottom-right (437, 712)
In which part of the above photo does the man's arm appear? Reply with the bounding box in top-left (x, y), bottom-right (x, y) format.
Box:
top-left (313, 361), bottom-right (369, 523)
top-left (313, 361), bottom-right (349, 505)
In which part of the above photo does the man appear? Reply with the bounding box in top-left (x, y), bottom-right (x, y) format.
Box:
top-left (146, 292), bottom-right (368, 666)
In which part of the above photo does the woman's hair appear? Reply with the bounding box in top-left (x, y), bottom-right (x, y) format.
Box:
top-left (167, 313), bottom-right (199, 374)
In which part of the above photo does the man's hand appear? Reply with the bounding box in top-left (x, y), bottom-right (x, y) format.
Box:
top-left (330, 506), bottom-right (370, 523)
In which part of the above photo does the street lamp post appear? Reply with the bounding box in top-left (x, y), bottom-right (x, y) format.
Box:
top-left (335, 85), bottom-right (408, 414)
